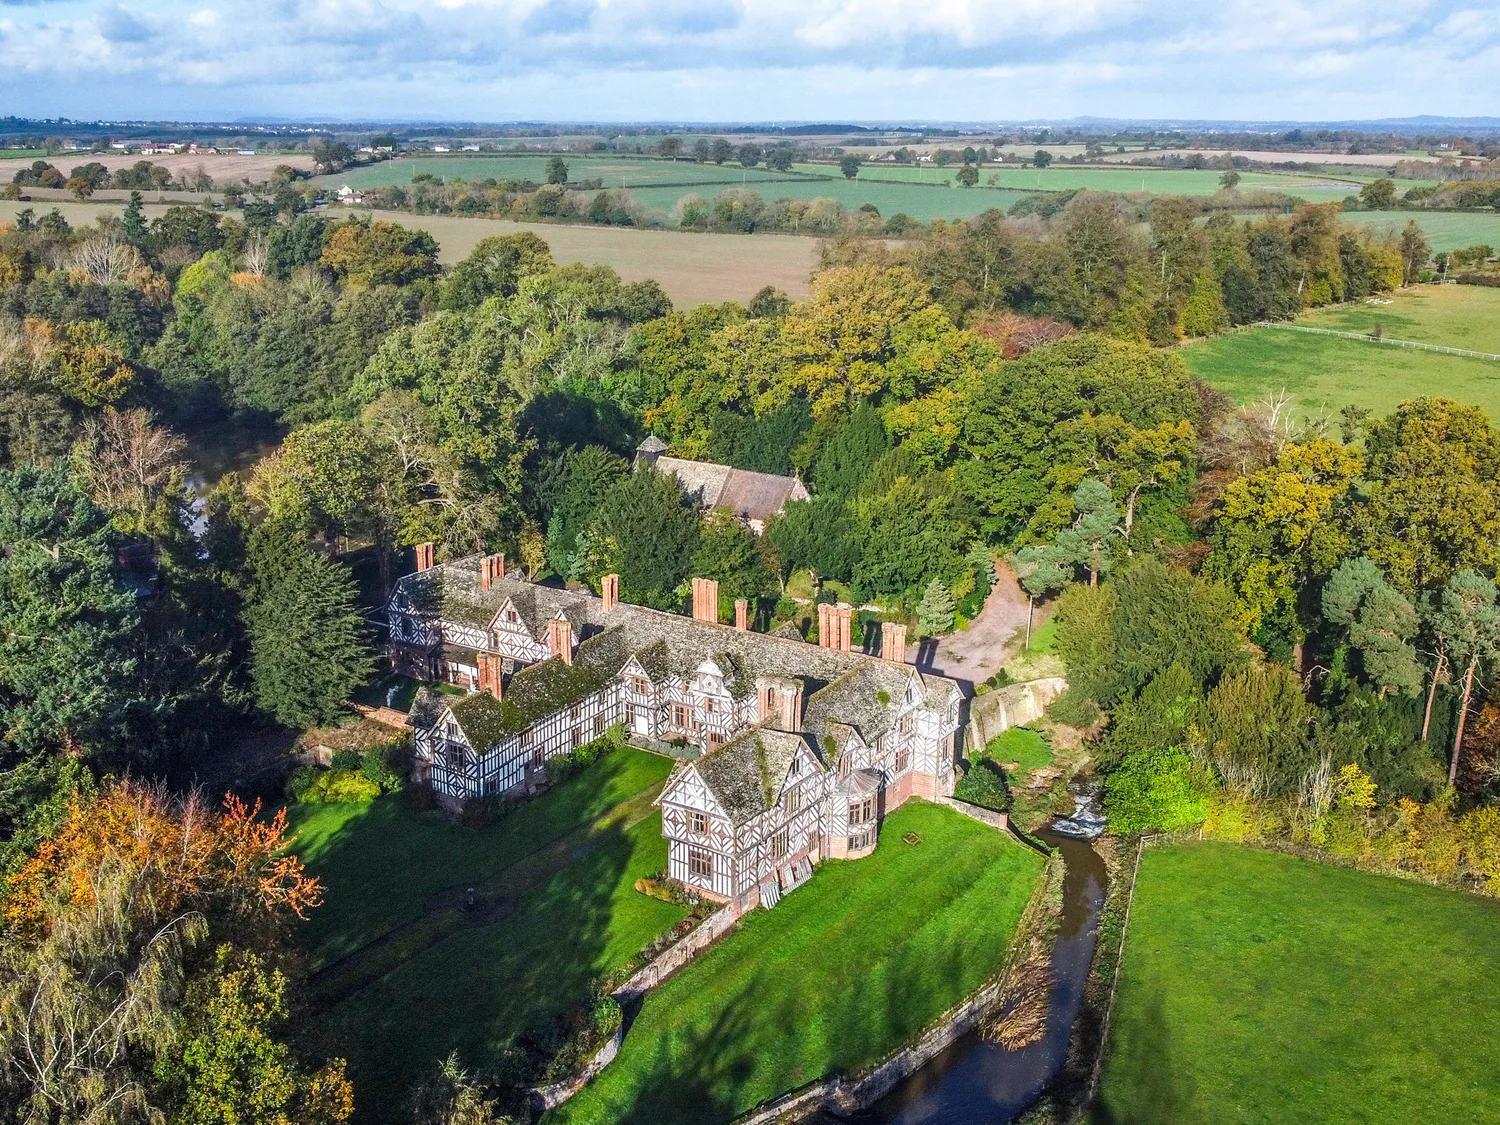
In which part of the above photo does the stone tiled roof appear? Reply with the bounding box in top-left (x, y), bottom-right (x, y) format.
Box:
top-left (654, 456), bottom-right (807, 525)
top-left (393, 557), bottom-right (960, 758)
top-left (695, 728), bottom-right (812, 826)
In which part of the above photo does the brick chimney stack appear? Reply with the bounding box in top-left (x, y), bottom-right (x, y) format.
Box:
top-left (881, 622), bottom-right (907, 664)
top-left (734, 598), bottom-right (749, 630)
top-left (480, 553), bottom-right (505, 590)
top-left (547, 617), bottom-right (574, 665)
top-left (477, 652), bottom-right (503, 700)
top-left (835, 606), bottom-right (853, 653)
top-left (691, 577), bottom-right (720, 624)
top-left (415, 542), bottom-right (435, 571)
top-left (817, 603), bottom-right (830, 647)
top-left (601, 573), bottom-right (620, 613)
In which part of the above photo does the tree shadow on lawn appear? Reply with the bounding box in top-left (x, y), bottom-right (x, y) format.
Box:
top-left (574, 912), bottom-right (977, 1125)
top-left (1090, 989), bottom-right (1198, 1125)
top-left (315, 820), bottom-right (650, 1122)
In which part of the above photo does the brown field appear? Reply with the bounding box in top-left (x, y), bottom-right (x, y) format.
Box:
top-left (9, 151), bottom-right (315, 183)
top-left (363, 209), bottom-right (817, 305)
top-left (0, 201), bottom-right (819, 307)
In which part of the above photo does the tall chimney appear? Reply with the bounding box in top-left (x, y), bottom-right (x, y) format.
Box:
top-left (735, 598), bottom-right (749, 630)
top-left (601, 573), bottom-right (620, 613)
top-left (480, 553), bottom-right (505, 590)
top-left (547, 617), bottom-right (574, 665)
top-left (692, 578), bottom-right (719, 624)
top-left (882, 622), bottom-right (907, 665)
top-left (415, 542), bottom-right (435, 571)
top-left (781, 680), bottom-right (803, 732)
top-left (817, 603), bottom-right (830, 648)
top-left (835, 606), bottom-right (853, 653)
top-left (477, 652), bottom-right (503, 700)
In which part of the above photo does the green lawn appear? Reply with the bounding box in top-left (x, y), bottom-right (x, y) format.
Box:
top-left (314, 812), bottom-right (686, 1115)
top-left (549, 801), bottom-right (1045, 1125)
top-left (289, 747), bottom-right (676, 969)
top-left (1180, 325), bottom-right (1500, 422)
top-left (1094, 843), bottom-right (1500, 1124)
top-left (983, 726), bottom-right (1055, 771)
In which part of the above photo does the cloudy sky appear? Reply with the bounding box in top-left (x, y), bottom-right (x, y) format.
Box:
top-left (1, 0), bottom-right (1497, 123)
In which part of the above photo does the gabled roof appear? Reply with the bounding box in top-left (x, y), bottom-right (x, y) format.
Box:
top-left (694, 728), bottom-right (814, 826)
top-left (654, 456), bottom-right (807, 525)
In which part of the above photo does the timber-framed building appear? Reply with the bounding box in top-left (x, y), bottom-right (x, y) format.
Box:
top-left (391, 550), bottom-right (963, 911)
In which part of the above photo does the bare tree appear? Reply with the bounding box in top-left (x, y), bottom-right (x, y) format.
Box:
top-left (74, 409), bottom-right (188, 527)
top-left (67, 234), bottom-right (144, 286)
top-left (241, 233), bottom-right (269, 277)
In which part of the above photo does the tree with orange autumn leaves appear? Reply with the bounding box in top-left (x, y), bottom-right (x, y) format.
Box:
top-left (0, 781), bottom-right (351, 1124)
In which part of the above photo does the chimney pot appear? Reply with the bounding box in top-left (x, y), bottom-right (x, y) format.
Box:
top-left (415, 542), bottom-right (435, 572)
top-left (601, 573), bottom-right (620, 613)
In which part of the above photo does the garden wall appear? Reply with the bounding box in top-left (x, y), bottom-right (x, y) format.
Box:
top-left (965, 677), bottom-right (1067, 753)
top-left (612, 901), bottom-right (741, 1003)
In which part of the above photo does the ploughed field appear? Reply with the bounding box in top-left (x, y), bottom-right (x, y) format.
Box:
top-left (287, 748), bottom-right (689, 1119)
top-left (547, 800), bottom-right (1045, 1125)
top-left (1094, 842), bottom-right (1500, 1124)
top-left (1181, 283), bottom-right (1500, 421)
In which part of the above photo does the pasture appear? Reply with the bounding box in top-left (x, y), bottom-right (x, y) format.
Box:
top-left (612, 179), bottom-right (1029, 223)
top-left (1345, 209), bottom-right (1500, 254)
top-left (548, 801), bottom-right (1044, 1125)
top-left (1094, 843), bottom-right (1500, 1124)
top-left (800, 163), bottom-right (1366, 201)
top-left (290, 747), bottom-right (689, 1117)
top-left (1181, 284), bottom-right (1500, 421)
top-left (319, 154), bottom-right (801, 190)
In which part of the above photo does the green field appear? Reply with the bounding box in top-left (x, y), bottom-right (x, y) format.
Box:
top-left (1344, 209), bottom-right (1500, 254)
top-left (611, 179), bottom-right (1029, 223)
top-left (290, 749), bottom-right (689, 1114)
top-left (320, 155), bottom-right (800, 190)
top-left (797, 163), bottom-right (1365, 201)
top-left (983, 726), bottom-right (1055, 771)
top-left (1095, 843), bottom-right (1500, 1124)
top-left (1181, 284), bottom-right (1500, 421)
top-left (549, 800), bottom-right (1044, 1125)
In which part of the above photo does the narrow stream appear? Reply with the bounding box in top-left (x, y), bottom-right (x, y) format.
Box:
top-left (838, 820), bottom-right (1108, 1125)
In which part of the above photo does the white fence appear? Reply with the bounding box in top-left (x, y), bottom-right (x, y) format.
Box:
top-left (1255, 321), bottom-right (1500, 362)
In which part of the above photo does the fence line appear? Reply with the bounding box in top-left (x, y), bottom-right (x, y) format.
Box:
top-left (1255, 321), bottom-right (1500, 362)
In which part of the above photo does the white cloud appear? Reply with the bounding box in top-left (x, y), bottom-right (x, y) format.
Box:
top-left (0, 0), bottom-right (1495, 119)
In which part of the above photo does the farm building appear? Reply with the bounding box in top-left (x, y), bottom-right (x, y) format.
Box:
top-left (392, 552), bottom-right (962, 910)
top-left (635, 436), bottom-right (809, 533)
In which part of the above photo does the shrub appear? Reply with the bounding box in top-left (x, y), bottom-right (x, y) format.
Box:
top-left (1103, 745), bottom-right (1214, 833)
top-left (295, 768), bottom-right (381, 805)
top-left (954, 759), bottom-right (1011, 812)
top-left (330, 750), bottom-right (362, 771)
top-left (545, 724), bottom-right (624, 785)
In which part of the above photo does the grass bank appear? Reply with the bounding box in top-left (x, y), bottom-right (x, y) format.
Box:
top-left (1093, 842), bottom-right (1500, 1123)
top-left (549, 800), bottom-right (1045, 1125)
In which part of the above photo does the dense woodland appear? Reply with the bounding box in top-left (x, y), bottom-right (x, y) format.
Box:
top-left (1, 185), bottom-right (1499, 1120)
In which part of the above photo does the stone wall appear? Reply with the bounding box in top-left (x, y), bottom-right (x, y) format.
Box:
top-left (964, 677), bottom-right (1067, 754)
top-left (530, 1025), bottom-right (623, 1113)
top-left (935, 794), bottom-right (1009, 832)
top-left (613, 901), bottom-right (741, 1003)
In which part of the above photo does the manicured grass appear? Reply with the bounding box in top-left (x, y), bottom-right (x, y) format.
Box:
top-left (289, 747), bottom-right (675, 969)
top-left (1094, 842), bottom-right (1500, 1124)
top-left (1299, 283), bottom-right (1500, 355)
top-left (549, 801), bottom-right (1045, 1125)
top-left (983, 726), bottom-right (1054, 771)
top-left (314, 811), bottom-right (687, 1116)
top-left (1180, 326), bottom-right (1500, 422)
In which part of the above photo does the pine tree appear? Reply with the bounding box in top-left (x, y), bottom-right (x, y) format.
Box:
top-left (244, 522), bottom-right (373, 728)
top-left (917, 578), bottom-right (956, 636)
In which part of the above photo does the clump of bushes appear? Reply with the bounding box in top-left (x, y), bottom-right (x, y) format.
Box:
top-left (544, 723), bottom-right (625, 785)
top-left (635, 872), bottom-right (714, 912)
top-left (289, 738), bottom-right (410, 805)
top-left (955, 758), bottom-right (1012, 813)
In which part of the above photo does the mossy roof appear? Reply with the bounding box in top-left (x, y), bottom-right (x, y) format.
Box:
top-left (695, 728), bottom-right (814, 826)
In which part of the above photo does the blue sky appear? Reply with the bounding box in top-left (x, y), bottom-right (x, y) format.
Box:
top-left (0, 0), bottom-right (1497, 123)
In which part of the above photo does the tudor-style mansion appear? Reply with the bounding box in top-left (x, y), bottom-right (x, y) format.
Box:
top-left (390, 550), bottom-right (964, 911)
